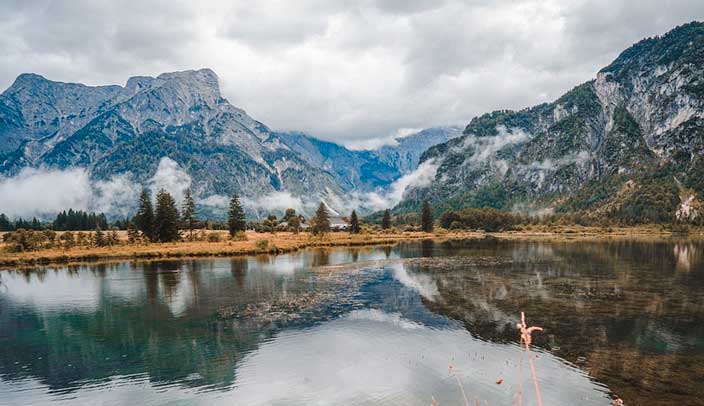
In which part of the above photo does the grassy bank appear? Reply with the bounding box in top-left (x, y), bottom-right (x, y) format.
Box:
top-left (1, 225), bottom-right (701, 269)
top-left (0, 230), bottom-right (469, 269)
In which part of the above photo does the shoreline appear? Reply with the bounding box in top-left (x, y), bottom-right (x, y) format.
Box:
top-left (1, 226), bottom-right (701, 270)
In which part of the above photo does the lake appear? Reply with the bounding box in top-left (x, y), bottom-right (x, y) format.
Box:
top-left (1, 238), bottom-right (703, 405)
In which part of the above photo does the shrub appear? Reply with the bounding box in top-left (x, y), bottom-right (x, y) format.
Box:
top-left (231, 231), bottom-right (248, 241)
top-left (255, 239), bottom-right (269, 251)
top-left (207, 232), bottom-right (223, 242)
top-left (60, 231), bottom-right (76, 249)
top-left (4, 229), bottom-right (42, 252)
top-left (76, 232), bottom-right (89, 247)
top-left (42, 230), bottom-right (57, 248)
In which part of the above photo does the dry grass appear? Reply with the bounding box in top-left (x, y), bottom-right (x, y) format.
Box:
top-left (0, 230), bottom-right (478, 269)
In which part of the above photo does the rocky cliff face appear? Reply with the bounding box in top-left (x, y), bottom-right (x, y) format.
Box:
top-left (374, 127), bottom-right (461, 175)
top-left (404, 22), bottom-right (704, 223)
top-left (0, 69), bottom-right (454, 216)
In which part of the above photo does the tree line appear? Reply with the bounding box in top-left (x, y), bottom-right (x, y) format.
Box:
top-left (0, 210), bottom-right (109, 232)
top-left (2, 189), bottom-right (440, 253)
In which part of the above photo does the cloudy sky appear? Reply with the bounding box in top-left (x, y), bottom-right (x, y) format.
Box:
top-left (1, 0), bottom-right (703, 148)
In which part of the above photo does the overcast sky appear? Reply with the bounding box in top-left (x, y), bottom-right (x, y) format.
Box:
top-left (1, 0), bottom-right (703, 148)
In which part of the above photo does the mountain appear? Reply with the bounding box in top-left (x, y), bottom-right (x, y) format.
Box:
top-left (0, 69), bottom-right (455, 216)
top-left (400, 22), bottom-right (704, 224)
top-left (374, 127), bottom-right (461, 174)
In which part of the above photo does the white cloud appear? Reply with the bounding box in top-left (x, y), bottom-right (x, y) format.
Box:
top-left (1, 1), bottom-right (702, 146)
top-left (198, 194), bottom-right (230, 209)
top-left (388, 262), bottom-right (439, 301)
top-left (92, 174), bottom-right (141, 218)
top-left (385, 159), bottom-right (438, 204)
top-left (463, 126), bottom-right (531, 164)
top-left (244, 191), bottom-right (307, 216)
top-left (0, 167), bottom-right (91, 218)
top-left (0, 167), bottom-right (143, 219)
top-left (525, 150), bottom-right (591, 171)
top-left (148, 157), bottom-right (192, 204)
top-left (0, 157), bottom-right (194, 219)
top-left (342, 159), bottom-right (440, 212)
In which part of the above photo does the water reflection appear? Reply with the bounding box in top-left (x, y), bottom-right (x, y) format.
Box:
top-left (0, 239), bottom-right (703, 405)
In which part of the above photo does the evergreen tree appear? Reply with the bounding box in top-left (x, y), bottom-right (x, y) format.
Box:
top-left (349, 210), bottom-right (360, 234)
top-left (311, 202), bottom-right (331, 235)
top-left (228, 193), bottom-right (246, 238)
top-left (0, 213), bottom-right (11, 231)
top-left (381, 209), bottom-right (391, 230)
top-left (134, 189), bottom-right (155, 241)
top-left (96, 213), bottom-right (108, 229)
top-left (31, 217), bottom-right (41, 230)
top-left (421, 200), bottom-right (434, 232)
top-left (127, 222), bottom-right (140, 244)
top-left (93, 226), bottom-right (107, 247)
top-left (182, 188), bottom-right (197, 240)
top-left (154, 189), bottom-right (181, 242)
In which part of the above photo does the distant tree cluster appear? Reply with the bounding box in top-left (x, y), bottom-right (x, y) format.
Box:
top-left (439, 207), bottom-right (518, 232)
top-left (53, 209), bottom-right (108, 231)
top-left (0, 215), bottom-right (43, 231)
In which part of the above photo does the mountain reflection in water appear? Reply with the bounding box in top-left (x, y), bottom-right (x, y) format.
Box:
top-left (0, 239), bottom-right (703, 405)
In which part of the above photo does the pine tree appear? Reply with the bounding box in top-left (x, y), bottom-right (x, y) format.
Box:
top-left (421, 200), bottom-right (434, 233)
top-left (134, 189), bottom-right (155, 241)
top-left (381, 209), bottom-right (391, 230)
top-left (182, 188), bottom-right (197, 240)
top-left (127, 222), bottom-right (139, 244)
top-left (311, 202), bottom-right (330, 235)
top-left (154, 189), bottom-right (181, 242)
top-left (0, 213), bottom-right (11, 232)
top-left (349, 210), bottom-right (360, 234)
top-left (93, 226), bottom-right (106, 247)
top-left (228, 193), bottom-right (246, 238)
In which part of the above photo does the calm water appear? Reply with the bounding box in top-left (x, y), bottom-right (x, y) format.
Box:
top-left (1, 239), bottom-right (703, 405)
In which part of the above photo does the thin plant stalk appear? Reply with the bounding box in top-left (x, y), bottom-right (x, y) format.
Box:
top-left (516, 312), bottom-right (544, 406)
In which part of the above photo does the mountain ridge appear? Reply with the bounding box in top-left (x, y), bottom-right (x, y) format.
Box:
top-left (0, 69), bottom-right (457, 217)
top-left (403, 21), bottom-right (704, 224)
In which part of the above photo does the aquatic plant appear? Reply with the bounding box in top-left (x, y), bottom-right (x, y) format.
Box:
top-left (516, 311), bottom-right (544, 406)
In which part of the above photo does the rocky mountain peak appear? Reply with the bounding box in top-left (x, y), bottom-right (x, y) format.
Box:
top-left (3, 73), bottom-right (49, 92)
top-left (125, 76), bottom-right (156, 93)
top-left (156, 68), bottom-right (220, 90)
